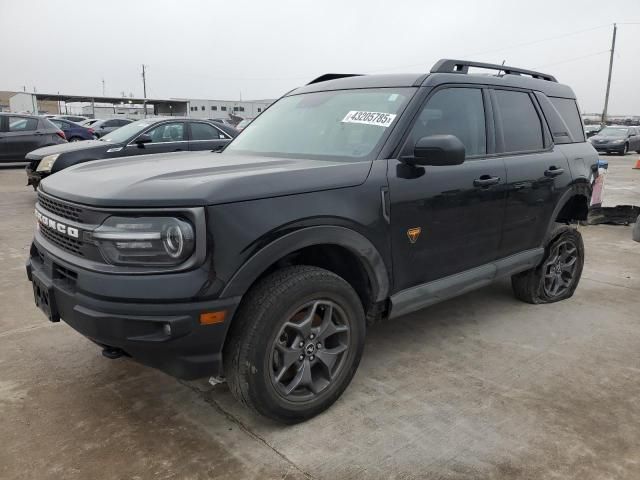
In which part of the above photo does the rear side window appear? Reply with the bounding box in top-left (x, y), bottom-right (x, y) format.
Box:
top-left (8, 116), bottom-right (38, 132)
top-left (493, 90), bottom-right (543, 153)
top-left (549, 97), bottom-right (585, 142)
top-left (190, 122), bottom-right (227, 140)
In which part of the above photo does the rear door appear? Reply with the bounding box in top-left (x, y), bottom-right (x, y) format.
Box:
top-left (4, 116), bottom-right (41, 161)
top-left (493, 88), bottom-right (571, 257)
top-left (126, 121), bottom-right (187, 156)
top-left (187, 121), bottom-right (231, 151)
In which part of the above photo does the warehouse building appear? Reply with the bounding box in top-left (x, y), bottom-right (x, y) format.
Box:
top-left (5, 91), bottom-right (272, 121)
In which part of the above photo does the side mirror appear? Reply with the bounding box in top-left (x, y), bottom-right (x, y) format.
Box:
top-left (135, 133), bottom-right (152, 147)
top-left (409, 134), bottom-right (465, 166)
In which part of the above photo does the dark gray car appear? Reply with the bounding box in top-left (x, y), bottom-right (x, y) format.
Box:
top-left (91, 118), bottom-right (133, 138)
top-left (0, 113), bottom-right (66, 163)
top-left (589, 126), bottom-right (640, 155)
top-left (25, 117), bottom-right (236, 188)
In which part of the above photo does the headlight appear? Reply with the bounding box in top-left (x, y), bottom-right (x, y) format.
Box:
top-left (611, 139), bottom-right (624, 144)
top-left (91, 216), bottom-right (195, 266)
top-left (36, 154), bottom-right (60, 172)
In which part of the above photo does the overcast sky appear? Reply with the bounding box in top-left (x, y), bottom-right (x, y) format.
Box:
top-left (1, 0), bottom-right (639, 114)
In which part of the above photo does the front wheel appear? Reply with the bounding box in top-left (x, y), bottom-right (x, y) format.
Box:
top-left (511, 225), bottom-right (584, 304)
top-left (224, 266), bottom-right (366, 423)
top-left (68, 137), bottom-right (82, 142)
top-left (620, 143), bottom-right (629, 155)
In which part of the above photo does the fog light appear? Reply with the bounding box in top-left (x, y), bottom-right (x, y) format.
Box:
top-left (163, 323), bottom-right (172, 336)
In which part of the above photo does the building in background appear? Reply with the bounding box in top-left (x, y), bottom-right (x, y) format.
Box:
top-left (186, 99), bottom-right (272, 121)
top-left (2, 91), bottom-right (59, 114)
top-left (5, 91), bottom-right (272, 121)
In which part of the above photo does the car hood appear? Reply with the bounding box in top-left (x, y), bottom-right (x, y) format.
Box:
top-left (40, 151), bottom-right (372, 207)
top-left (26, 140), bottom-right (109, 159)
top-left (590, 135), bottom-right (625, 141)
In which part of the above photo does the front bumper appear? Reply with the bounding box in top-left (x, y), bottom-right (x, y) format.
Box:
top-left (592, 143), bottom-right (625, 153)
top-left (25, 164), bottom-right (49, 187)
top-left (26, 241), bottom-right (241, 380)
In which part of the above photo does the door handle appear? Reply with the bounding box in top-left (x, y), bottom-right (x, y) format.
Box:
top-left (473, 175), bottom-right (500, 187)
top-left (544, 167), bottom-right (564, 178)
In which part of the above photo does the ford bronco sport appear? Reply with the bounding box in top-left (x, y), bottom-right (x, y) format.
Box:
top-left (27, 60), bottom-right (595, 423)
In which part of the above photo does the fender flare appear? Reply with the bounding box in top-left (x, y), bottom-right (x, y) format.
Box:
top-left (220, 225), bottom-right (390, 302)
top-left (545, 183), bottom-right (591, 238)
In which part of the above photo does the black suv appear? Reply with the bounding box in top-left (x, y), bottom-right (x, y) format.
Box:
top-left (27, 60), bottom-right (595, 423)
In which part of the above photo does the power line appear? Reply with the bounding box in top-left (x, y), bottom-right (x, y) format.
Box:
top-left (534, 50), bottom-right (610, 69)
top-left (465, 24), bottom-right (611, 58)
top-left (363, 23), bottom-right (612, 74)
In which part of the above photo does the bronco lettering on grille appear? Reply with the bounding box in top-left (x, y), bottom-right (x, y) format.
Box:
top-left (35, 210), bottom-right (79, 239)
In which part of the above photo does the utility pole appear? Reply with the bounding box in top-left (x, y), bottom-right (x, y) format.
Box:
top-left (141, 64), bottom-right (148, 118)
top-left (102, 78), bottom-right (106, 97)
top-left (601, 23), bottom-right (617, 126)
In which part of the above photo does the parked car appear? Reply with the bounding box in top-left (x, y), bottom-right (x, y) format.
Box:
top-left (49, 118), bottom-right (95, 142)
top-left (0, 113), bottom-right (66, 163)
top-left (54, 115), bottom-right (88, 123)
top-left (235, 118), bottom-right (254, 132)
top-left (26, 117), bottom-right (235, 188)
top-left (208, 121), bottom-right (238, 137)
top-left (26, 59), bottom-right (595, 423)
top-left (91, 118), bottom-right (133, 138)
top-left (210, 118), bottom-right (237, 128)
top-left (589, 126), bottom-right (640, 155)
top-left (584, 124), bottom-right (601, 138)
top-left (79, 119), bottom-right (102, 128)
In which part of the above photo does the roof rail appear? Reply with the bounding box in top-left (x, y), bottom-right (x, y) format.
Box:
top-left (430, 59), bottom-right (557, 82)
top-left (307, 73), bottom-right (363, 85)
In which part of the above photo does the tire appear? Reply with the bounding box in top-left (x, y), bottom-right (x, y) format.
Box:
top-left (620, 143), bottom-right (628, 155)
top-left (224, 265), bottom-right (366, 423)
top-left (511, 224), bottom-right (584, 304)
top-left (68, 137), bottom-right (82, 142)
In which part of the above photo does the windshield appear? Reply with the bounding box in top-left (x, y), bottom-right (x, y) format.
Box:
top-left (225, 88), bottom-right (414, 160)
top-left (100, 119), bottom-right (155, 143)
top-left (598, 127), bottom-right (628, 137)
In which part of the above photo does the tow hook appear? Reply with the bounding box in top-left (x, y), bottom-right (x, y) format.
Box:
top-left (102, 347), bottom-right (125, 359)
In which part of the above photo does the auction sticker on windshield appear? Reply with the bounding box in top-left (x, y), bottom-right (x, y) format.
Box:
top-left (342, 111), bottom-right (397, 127)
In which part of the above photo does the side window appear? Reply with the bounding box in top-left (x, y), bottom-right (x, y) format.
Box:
top-left (410, 88), bottom-right (486, 157)
top-left (494, 90), bottom-right (543, 152)
top-left (9, 116), bottom-right (38, 132)
top-left (190, 122), bottom-right (227, 140)
top-left (103, 120), bottom-right (118, 127)
top-left (549, 97), bottom-right (585, 142)
top-left (145, 122), bottom-right (185, 143)
top-left (50, 120), bottom-right (65, 129)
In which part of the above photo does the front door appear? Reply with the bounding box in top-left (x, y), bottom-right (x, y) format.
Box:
top-left (388, 86), bottom-right (507, 293)
top-left (127, 121), bottom-right (187, 156)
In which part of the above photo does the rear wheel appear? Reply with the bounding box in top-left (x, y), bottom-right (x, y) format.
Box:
top-left (511, 225), bottom-right (584, 304)
top-left (68, 137), bottom-right (82, 142)
top-left (224, 266), bottom-right (366, 423)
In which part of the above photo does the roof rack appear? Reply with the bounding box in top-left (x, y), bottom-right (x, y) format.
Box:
top-left (430, 59), bottom-right (557, 82)
top-left (307, 73), bottom-right (363, 85)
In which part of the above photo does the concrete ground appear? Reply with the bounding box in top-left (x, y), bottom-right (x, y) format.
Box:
top-left (1, 155), bottom-right (639, 480)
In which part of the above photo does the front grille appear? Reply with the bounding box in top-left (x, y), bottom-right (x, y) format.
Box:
top-left (37, 193), bottom-right (83, 222)
top-left (39, 225), bottom-right (84, 256)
